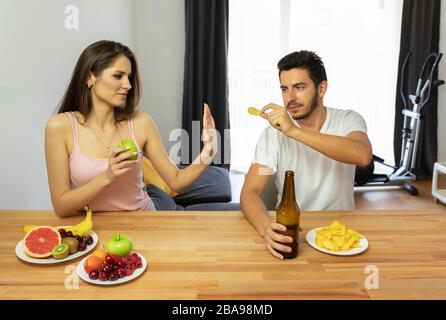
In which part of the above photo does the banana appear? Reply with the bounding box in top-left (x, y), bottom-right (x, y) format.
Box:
top-left (23, 207), bottom-right (93, 236)
top-left (23, 225), bottom-right (61, 233)
top-left (65, 208), bottom-right (93, 237)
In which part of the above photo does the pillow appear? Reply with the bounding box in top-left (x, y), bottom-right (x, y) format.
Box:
top-left (142, 157), bottom-right (178, 197)
top-left (173, 165), bottom-right (232, 206)
top-left (145, 184), bottom-right (178, 210)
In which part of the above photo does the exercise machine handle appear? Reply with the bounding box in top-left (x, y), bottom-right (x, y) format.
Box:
top-left (420, 53), bottom-right (443, 107)
top-left (400, 52), bottom-right (411, 110)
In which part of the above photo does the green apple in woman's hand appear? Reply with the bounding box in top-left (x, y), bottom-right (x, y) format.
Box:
top-left (117, 139), bottom-right (138, 160)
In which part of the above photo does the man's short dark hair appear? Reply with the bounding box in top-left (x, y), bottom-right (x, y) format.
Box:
top-left (278, 50), bottom-right (327, 87)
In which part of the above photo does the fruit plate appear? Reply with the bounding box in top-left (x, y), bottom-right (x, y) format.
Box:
top-left (76, 253), bottom-right (147, 286)
top-left (305, 227), bottom-right (368, 256)
top-left (15, 230), bottom-right (98, 264)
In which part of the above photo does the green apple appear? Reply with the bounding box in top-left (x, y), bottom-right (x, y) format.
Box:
top-left (106, 233), bottom-right (133, 257)
top-left (117, 139), bottom-right (138, 160)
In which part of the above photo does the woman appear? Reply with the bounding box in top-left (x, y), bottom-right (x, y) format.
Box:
top-left (45, 40), bottom-right (216, 217)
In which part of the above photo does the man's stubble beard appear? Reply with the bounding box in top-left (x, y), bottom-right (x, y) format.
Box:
top-left (292, 91), bottom-right (318, 120)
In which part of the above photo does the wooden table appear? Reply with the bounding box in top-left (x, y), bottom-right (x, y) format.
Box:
top-left (1, 210), bottom-right (446, 300)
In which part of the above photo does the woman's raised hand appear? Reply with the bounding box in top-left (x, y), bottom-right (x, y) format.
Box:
top-left (201, 103), bottom-right (217, 164)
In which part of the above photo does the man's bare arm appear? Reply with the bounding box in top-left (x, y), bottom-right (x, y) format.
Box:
top-left (286, 128), bottom-right (372, 167)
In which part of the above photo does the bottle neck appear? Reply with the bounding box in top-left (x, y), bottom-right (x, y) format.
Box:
top-left (281, 171), bottom-right (295, 203)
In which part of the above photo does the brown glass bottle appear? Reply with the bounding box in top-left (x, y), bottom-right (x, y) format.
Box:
top-left (276, 170), bottom-right (301, 259)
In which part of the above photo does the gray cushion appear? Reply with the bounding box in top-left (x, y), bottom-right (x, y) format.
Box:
top-left (145, 184), bottom-right (178, 210)
top-left (173, 166), bottom-right (232, 206)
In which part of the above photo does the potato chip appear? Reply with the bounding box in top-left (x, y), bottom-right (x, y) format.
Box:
top-left (247, 107), bottom-right (262, 116)
top-left (315, 220), bottom-right (363, 251)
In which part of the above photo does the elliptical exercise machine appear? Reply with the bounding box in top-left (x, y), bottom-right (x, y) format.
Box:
top-left (355, 52), bottom-right (444, 195)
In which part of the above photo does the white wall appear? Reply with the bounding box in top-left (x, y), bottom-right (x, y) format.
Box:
top-left (438, 5), bottom-right (446, 162)
top-left (135, 0), bottom-right (185, 148)
top-left (0, 0), bottom-right (136, 209)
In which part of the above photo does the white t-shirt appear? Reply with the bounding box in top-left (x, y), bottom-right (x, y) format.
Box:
top-left (252, 107), bottom-right (367, 211)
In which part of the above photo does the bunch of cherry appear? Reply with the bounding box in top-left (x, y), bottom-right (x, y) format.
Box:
top-left (90, 253), bottom-right (143, 281)
top-left (59, 229), bottom-right (94, 251)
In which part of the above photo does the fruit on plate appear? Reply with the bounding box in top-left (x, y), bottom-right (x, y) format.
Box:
top-left (117, 139), bottom-right (139, 160)
top-left (22, 206), bottom-right (93, 237)
top-left (85, 251), bottom-right (145, 281)
top-left (104, 254), bottom-right (116, 265)
top-left (84, 255), bottom-right (103, 274)
top-left (91, 248), bottom-right (107, 261)
top-left (62, 237), bottom-right (79, 254)
top-left (107, 233), bottom-right (133, 257)
top-left (89, 270), bottom-right (99, 280)
top-left (315, 220), bottom-right (363, 252)
top-left (52, 243), bottom-right (70, 259)
top-left (23, 226), bottom-right (62, 258)
top-left (65, 207), bottom-right (93, 237)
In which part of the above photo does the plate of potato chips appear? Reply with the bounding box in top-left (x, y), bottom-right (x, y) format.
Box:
top-left (306, 220), bottom-right (368, 256)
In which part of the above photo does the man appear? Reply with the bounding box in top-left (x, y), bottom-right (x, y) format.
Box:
top-left (240, 50), bottom-right (372, 259)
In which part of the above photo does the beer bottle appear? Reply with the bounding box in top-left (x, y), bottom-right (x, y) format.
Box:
top-left (276, 170), bottom-right (300, 259)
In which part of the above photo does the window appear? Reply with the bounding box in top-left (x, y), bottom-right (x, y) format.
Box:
top-left (229, 0), bottom-right (403, 173)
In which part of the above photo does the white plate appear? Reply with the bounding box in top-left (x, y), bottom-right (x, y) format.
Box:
top-left (76, 252), bottom-right (147, 285)
top-left (305, 227), bottom-right (368, 256)
top-left (15, 230), bottom-right (98, 264)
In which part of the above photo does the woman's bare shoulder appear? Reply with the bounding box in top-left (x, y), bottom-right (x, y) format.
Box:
top-left (133, 111), bottom-right (153, 121)
top-left (45, 113), bottom-right (72, 133)
top-left (133, 111), bottom-right (156, 128)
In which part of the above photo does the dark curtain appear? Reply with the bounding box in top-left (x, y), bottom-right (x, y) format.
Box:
top-left (181, 0), bottom-right (230, 169)
top-left (394, 0), bottom-right (441, 178)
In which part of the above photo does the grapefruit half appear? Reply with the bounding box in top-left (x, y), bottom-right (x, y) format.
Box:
top-left (23, 226), bottom-right (61, 258)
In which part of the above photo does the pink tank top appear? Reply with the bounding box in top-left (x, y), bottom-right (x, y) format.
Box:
top-left (67, 112), bottom-right (152, 212)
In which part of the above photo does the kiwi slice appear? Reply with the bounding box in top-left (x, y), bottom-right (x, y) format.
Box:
top-left (52, 243), bottom-right (70, 259)
top-left (62, 237), bottom-right (79, 254)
